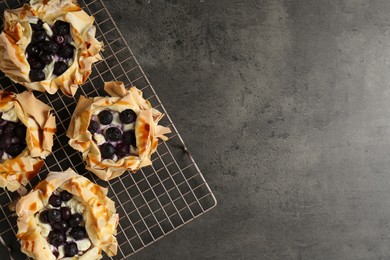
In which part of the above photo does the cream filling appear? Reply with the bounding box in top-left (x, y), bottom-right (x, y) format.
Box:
top-left (35, 195), bottom-right (92, 259)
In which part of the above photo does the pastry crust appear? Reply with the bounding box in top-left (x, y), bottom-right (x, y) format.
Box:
top-left (0, 0), bottom-right (103, 96)
top-left (0, 90), bottom-right (55, 192)
top-left (16, 168), bottom-right (119, 260)
top-left (67, 81), bottom-right (171, 181)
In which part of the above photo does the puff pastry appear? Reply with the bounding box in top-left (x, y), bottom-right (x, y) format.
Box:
top-left (0, 90), bottom-right (55, 192)
top-left (0, 0), bottom-right (103, 96)
top-left (16, 168), bottom-right (118, 260)
top-left (67, 81), bottom-right (171, 181)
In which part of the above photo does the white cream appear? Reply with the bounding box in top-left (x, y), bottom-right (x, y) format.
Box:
top-left (65, 197), bottom-right (85, 215)
top-left (2, 108), bottom-right (18, 122)
top-left (35, 214), bottom-right (52, 237)
top-left (43, 22), bottom-right (53, 37)
top-left (57, 245), bottom-right (65, 259)
top-left (93, 133), bottom-right (105, 145)
top-left (123, 122), bottom-right (135, 131)
top-left (76, 238), bottom-right (91, 251)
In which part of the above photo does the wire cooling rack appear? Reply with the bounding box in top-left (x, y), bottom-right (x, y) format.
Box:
top-left (0, 0), bottom-right (217, 259)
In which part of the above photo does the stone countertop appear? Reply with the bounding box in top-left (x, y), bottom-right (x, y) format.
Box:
top-left (6, 0), bottom-right (387, 259)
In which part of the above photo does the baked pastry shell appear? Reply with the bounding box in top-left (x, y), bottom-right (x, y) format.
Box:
top-left (67, 81), bottom-right (171, 181)
top-left (16, 168), bottom-right (119, 260)
top-left (0, 0), bottom-right (103, 96)
top-left (0, 90), bottom-right (55, 192)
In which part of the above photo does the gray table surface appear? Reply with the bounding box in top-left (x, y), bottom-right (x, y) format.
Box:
top-left (7, 0), bottom-right (390, 259)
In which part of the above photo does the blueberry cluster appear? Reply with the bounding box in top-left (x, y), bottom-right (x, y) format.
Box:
top-left (88, 109), bottom-right (137, 160)
top-left (0, 114), bottom-right (27, 160)
top-left (26, 19), bottom-right (75, 82)
top-left (39, 191), bottom-right (89, 257)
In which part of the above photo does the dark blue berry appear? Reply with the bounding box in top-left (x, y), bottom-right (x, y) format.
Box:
top-left (41, 41), bottom-right (58, 54)
top-left (119, 109), bottom-right (136, 124)
top-left (49, 194), bottom-right (61, 207)
top-left (52, 34), bottom-right (65, 45)
top-left (30, 20), bottom-right (43, 31)
top-left (58, 44), bottom-right (75, 58)
top-left (100, 143), bottom-right (115, 159)
top-left (31, 30), bottom-right (47, 43)
top-left (6, 143), bottom-right (26, 157)
top-left (98, 110), bottom-right (113, 125)
top-left (48, 230), bottom-right (65, 247)
top-left (0, 136), bottom-right (11, 150)
top-left (29, 70), bottom-right (45, 82)
top-left (88, 120), bottom-right (99, 134)
top-left (60, 190), bottom-right (72, 202)
top-left (3, 122), bottom-right (16, 135)
top-left (60, 207), bottom-right (71, 221)
top-left (105, 127), bottom-right (121, 141)
top-left (48, 209), bottom-right (61, 223)
top-left (70, 226), bottom-right (87, 240)
top-left (15, 124), bottom-right (26, 139)
top-left (53, 61), bottom-right (68, 76)
top-left (52, 220), bottom-right (69, 233)
top-left (64, 242), bottom-right (78, 257)
top-left (115, 143), bottom-right (129, 159)
top-left (39, 210), bottom-right (50, 224)
top-left (123, 130), bottom-right (136, 146)
top-left (39, 51), bottom-right (53, 65)
top-left (69, 213), bottom-right (82, 227)
top-left (54, 21), bottom-right (70, 35)
top-left (26, 44), bottom-right (40, 57)
top-left (28, 58), bottom-right (44, 70)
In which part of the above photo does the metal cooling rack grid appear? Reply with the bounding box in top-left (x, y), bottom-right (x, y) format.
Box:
top-left (0, 0), bottom-right (217, 259)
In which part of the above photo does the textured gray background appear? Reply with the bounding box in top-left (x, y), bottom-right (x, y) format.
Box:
top-left (108, 0), bottom-right (390, 259)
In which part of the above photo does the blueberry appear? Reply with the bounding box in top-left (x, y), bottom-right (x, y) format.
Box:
top-left (30, 20), bottom-right (43, 31)
top-left (115, 143), bottom-right (129, 159)
top-left (3, 122), bottom-right (16, 135)
top-left (60, 207), bottom-right (71, 221)
top-left (100, 143), bottom-right (115, 159)
top-left (52, 34), bottom-right (65, 45)
top-left (26, 44), bottom-right (40, 57)
top-left (0, 136), bottom-right (11, 150)
top-left (39, 210), bottom-right (50, 224)
top-left (69, 213), bottom-right (82, 227)
top-left (6, 143), bottom-right (26, 157)
top-left (60, 190), bottom-right (72, 201)
top-left (48, 209), bottom-right (62, 223)
top-left (31, 30), bottom-right (47, 43)
top-left (39, 51), bottom-right (53, 65)
top-left (123, 130), bottom-right (136, 146)
top-left (28, 58), bottom-right (44, 70)
top-left (54, 21), bottom-right (70, 35)
top-left (70, 226), bottom-right (87, 240)
top-left (98, 110), bottom-right (113, 125)
top-left (105, 127), bottom-right (122, 141)
top-left (29, 70), bottom-right (45, 82)
top-left (15, 124), bottom-right (26, 139)
top-left (58, 44), bottom-right (75, 59)
top-left (41, 41), bottom-right (58, 54)
top-left (52, 220), bottom-right (69, 233)
top-left (64, 242), bottom-right (78, 257)
top-left (49, 194), bottom-right (61, 207)
top-left (48, 230), bottom-right (65, 247)
top-left (88, 120), bottom-right (99, 134)
top-left (53, 61), bottom-right (68, 76)
top-left (119, 109), bottom-right (136, 124)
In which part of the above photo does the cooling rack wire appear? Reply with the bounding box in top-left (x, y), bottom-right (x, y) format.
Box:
top-left (0, 0), bottom-right (217, 259)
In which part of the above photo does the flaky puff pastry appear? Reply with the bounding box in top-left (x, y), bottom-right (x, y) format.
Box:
top-left (0, 91), bottom-right (55, 192)
top-left (67, 81), bottom-right (171, 181)
top-left (0, 0), bottom-right (103, 96)
top-left (16, 168), bottom-right (119, 260)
